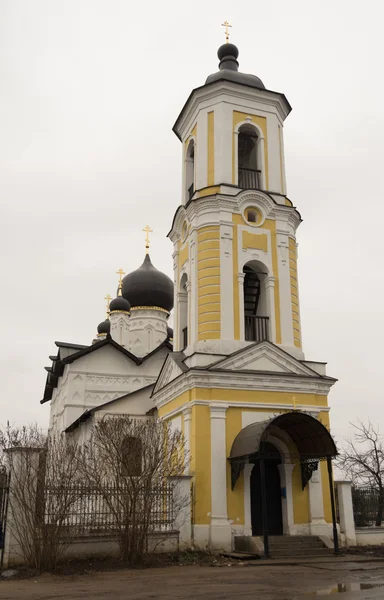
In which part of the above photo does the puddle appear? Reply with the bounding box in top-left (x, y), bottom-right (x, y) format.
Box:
top-left (298, 582), bottom-right (384, 595)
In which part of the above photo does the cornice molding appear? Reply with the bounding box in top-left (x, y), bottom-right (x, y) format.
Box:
top-left (153, 369), bottom-right (335, 410)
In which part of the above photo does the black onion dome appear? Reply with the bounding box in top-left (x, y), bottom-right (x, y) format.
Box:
top-left (109, 295), bottom-right (130, 313)
top-left (205, 43), bottom-right (265, 90)
top-left (167, 326), bottom-right (173, 340)
top-left (122, 254), bottom-right (174, 312)
top-left (97, 319), bottom-right (110, 335)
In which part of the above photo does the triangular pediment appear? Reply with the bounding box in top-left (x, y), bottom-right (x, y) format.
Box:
top-left (153, 353), bottom-right (187, 394)
top-left (210, 341), bottom-right (321, 378)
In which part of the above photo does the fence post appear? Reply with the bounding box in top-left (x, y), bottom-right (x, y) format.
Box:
top-left (335, 481), bottom-right (356, 546)
top-left (169, 475), bottom-right (192, 551)
top-left (3, 447), bottom-right (43, 568)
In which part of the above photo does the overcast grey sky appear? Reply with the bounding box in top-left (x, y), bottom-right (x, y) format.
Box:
top-left (1, 0), bottom-right (383, 447)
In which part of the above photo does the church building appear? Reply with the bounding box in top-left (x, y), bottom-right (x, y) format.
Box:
top-left (41, 34), bottom-right (338, 553)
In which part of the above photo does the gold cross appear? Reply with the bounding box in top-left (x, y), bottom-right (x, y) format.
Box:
top-left (116, 268), bottom-right (125, 285)
top-left (104, 294), bottom-right (112, 317)
top-left (142, 225), bottom-right (153, 254)
top-left (221, 20), bottom-right (232, 43)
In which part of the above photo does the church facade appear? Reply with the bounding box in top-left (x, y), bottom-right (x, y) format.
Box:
top-left (42, 40), bottom-right (338, 552)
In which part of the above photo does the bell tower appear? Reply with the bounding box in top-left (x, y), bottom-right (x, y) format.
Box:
top-left (169, 41), bottom-right (303, 360)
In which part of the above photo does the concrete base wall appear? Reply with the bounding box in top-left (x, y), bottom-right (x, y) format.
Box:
top-left (356, 528), bottom-right (384, 546)
top-left (6, 531), bottom-right (180, 567)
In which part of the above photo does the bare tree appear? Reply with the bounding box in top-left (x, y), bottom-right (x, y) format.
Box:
top-left (80, 416), bottom-right (188, 562)
top-left (1, 423), bottom-right (85, 571)
top-left (338, 421), bottom-right (384, 526)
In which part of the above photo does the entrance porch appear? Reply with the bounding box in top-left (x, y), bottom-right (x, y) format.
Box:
top-left (229, 412), bottom-right (338, 557)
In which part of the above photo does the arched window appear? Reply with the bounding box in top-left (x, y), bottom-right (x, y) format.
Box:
top-left (179, 273), bottom-right (188, 350)
top-left (121, 436), bottom-right (142, 477)
top-left (243, 262), bottom-right (269, 342)
top-left (238, 124), bottom-right (261, 190)
top-left (186, 140), bottom-right (195, 201)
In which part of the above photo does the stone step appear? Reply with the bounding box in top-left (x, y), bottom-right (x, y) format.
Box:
top-left (269, 540), bottom-right (326, 548)
top-left (221, 551), bottom-right (260, 560)
top-left (270, 548), bottom-right (331, 557)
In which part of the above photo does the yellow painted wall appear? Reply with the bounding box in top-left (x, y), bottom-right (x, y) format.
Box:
top-left (179, 242), bottom-right (189, 268)
top-left (232, 214), bottom-right (281, 343)
top-left (197, 226), bottom-right (221, 341)
top-left (289, 237), bottom-right (301, 348)
top-left (207, 111), bottom-right (214, 186)
top-left (242, 231), bottom-right (268, 253)
top-left (232, 111), bottom-right (269, 188)
top-left (191, 404), bottom-right (211, 524)
top-left (158, 384), bottom-right (331, 529)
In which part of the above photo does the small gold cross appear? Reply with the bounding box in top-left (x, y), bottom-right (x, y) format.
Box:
top-left (142, 225), bottom-right (153, 254)
top-left (221, 20), bottom-right (232, 43)
top-left (104, 294), bottom-right (112, 317)
top-left (116, 268), bottom-right (125, 285)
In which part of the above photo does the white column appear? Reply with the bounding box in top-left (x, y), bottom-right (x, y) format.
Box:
top-left (335, 481), bottom-right (356, 546)
top-left (258, 137), bottom-right (266, 189)
top-left (243, 463), bottom-right (253, 536)
top-left (210, 404), bottom-right (232, 550)
top-left (238, 273), bottom-right (245, 341)
top-left (308, 465), bottom-right (329, 536)
top-left (264, 276), bottom-right (276, 343)
top-left (170, 475), bottom-right (193, 550)
top-left (278, 463), bottom-right (295, 534)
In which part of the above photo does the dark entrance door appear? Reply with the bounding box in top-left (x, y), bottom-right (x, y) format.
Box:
top-left (251, 443), bottom-right (283, 536)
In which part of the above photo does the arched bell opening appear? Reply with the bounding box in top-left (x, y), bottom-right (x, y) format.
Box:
top-left (238, 123), bottom-right (262, 190)
top-left (179, 273), bottom-right (188, 350)
top-left (185, 140), bottom-right (195, 201)
top-left (243, 260), bottom-right (269, 342)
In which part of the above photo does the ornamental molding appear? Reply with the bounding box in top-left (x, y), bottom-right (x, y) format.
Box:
top-left (153, 369), bottom-right (335, 410)
top-left (159, 400), bottom-right (329, 422)
top-left (176, 83), bottom-right (290, 139)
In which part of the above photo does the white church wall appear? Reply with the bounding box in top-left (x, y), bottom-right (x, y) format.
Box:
top-left (50, 345), bottom-right (170, 433)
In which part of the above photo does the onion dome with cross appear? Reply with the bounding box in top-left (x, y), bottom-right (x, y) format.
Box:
top-left (121, 226), bottom-right (174, 314)
top-left (205, 21), bottom-right (265, 90)
top-left (109, 269), bottom-right (131, 314)
top-left (96, 294), bottom-right (112, 337)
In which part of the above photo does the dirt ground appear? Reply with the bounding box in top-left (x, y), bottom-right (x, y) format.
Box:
top-left (2, 560), bottom-right (384, 599)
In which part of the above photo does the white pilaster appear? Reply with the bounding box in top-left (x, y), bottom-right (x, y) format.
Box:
top-left (214, 103), bottom-right (232, 185)
top-left (210, 404), bottom-right (232, 550)
top-left (264, 275), bottom-right (276, 343)
top-left (196, 110), bottom-right (207, 190)
top-left (238, 273), bottom-right (245, 341)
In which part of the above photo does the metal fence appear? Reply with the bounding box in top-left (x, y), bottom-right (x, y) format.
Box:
top-left (43, 482), bottom-right (175, 537)
top-left (352, 487), bottom-right (382, 527)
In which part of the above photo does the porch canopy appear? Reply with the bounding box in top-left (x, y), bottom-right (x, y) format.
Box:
top-left (229, 411), bottom-right (338, 490)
